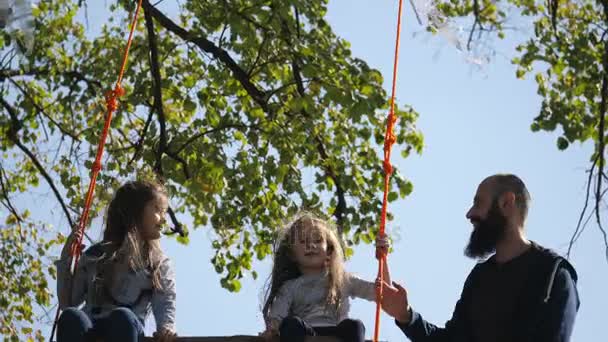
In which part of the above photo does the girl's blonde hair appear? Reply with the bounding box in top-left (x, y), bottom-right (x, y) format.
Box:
top-left (98, 180), bottom-right (166, 297)
top-left (262, 211), bottom-right (346, 323)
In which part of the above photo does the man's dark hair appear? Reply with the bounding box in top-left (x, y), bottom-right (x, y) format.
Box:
top-left (489, 174), bottom-right (531, 220)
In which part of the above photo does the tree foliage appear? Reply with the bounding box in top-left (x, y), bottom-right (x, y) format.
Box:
top-left (0, 214), bottom-right (60, 342)
top-left (0, 1), bottom-right (422, 337)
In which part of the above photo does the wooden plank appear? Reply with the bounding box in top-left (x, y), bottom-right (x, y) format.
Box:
top-left (140, 337), bottom-right (381, 342)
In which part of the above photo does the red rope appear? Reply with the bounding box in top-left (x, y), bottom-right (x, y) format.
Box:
top-left (373, 1), bottom-right (404, 341)
top-left (49, 1), bottom-right (143, 340)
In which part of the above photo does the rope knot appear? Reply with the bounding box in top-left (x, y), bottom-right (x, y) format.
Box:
top-left (92, 161), bottom-right (102, 173)
top-left (384, 132), bottom-right (396, 147)
top-left (105, 86), bottom-right (124, 112)
top-left (115, 85), bottom-right (125, 97)
top-left (375, 246), bottom-right (388, 260)
top-left (383, 159), bottom-right (393, 175)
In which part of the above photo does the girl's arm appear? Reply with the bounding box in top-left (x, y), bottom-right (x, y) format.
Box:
top-left (151, 257), bottom-right (177, 335)
top-left (267, 281), bottom-right (294, 325)
top-left (382, 258), bottom-right (391, 286)
top-left (56, 229), bottom-right (87, 309)
top-left (347, 273), bottom-right (377, 301)
top-left (348, 235), bottom-right (392, 301)
top-left (263, 280), bottom-right (295, 335)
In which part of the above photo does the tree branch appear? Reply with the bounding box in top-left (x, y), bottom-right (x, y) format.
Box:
top-left (172, 124), bottom-right (253, 155)
top-left (1, 96), bottom-right (75, 229)
top-left (550, 0), bottom-right (559, 37)
top-left (165, 206), bottom-right (185, 237)
top-left (595, 10), bottom-right (608, 262)
top-left (142, 0), bottom-right (269, 111)
top-left (144, 5), bottom-right (168, 178)
top-left (283, 15), bottom-right (347, 231)
top-left (144, 6), bottom-right (186, 237)
top-left (472, 0), bottom-right (484, 30)
top-left (0, 68), bottom-right (102, 89)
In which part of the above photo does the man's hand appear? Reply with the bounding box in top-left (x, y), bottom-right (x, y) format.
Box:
top-left (381, 280), bottom-right (412, 324)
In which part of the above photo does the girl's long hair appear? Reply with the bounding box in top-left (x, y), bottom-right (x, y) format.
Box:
top-left (98, 180), bottom-right (166, 293)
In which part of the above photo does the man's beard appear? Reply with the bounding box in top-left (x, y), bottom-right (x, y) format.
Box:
top-left (465, 200), bottom-right (508, 259)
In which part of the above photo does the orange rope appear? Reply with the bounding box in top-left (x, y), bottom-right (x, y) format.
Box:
top-left (373, 1), bottom-right (404, 341)
top-left (49, 1), bottom-right (144, 340)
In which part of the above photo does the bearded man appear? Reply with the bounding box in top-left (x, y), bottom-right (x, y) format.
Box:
top-left (381, 174), bottom-right (580, 342)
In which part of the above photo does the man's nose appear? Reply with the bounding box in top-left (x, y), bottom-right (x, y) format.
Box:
top-left (466, 208), bottom-right (473, 220)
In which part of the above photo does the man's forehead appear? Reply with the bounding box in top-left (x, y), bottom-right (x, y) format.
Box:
top-left (475, 178), bottom-right (495, 198)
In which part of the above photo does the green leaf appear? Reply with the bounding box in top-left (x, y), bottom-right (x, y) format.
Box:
top-left (557, 136), bottom-right (569, 150)
top-left (176, 235), bottom-right (190, 245)
top-left (388, 191), bottom-right (398, 202)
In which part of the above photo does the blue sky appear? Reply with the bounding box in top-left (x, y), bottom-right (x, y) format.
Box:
top-left (22, 0), bottom-right (606, 341)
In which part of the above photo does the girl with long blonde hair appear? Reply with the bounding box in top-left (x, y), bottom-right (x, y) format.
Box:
top-left (261, 212), bottom-right (390, 342)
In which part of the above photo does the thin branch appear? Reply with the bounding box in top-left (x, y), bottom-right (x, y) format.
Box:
top-left (246, 5), bottom-right (278, 76)
top-left (247, 32), bottom-right (270, 77)
top-left (222, 0), bottom-right (273, 33)
top-left (218, 23), bottom-right (228, 50)
top-left (467, 19), bottom-right (479, 51)
top-left (266, 81), bottom-right (298, 100)
top-left (550, 0), bottom-right (559, 37)
top-left (36, 110), bottom-right (50, 141)
top-left (408, 0), bottom-right (424, 25)
top-left (128, 110), bottom-right (154, 166)
top-left (595, 12), bottom-right (608, 262)
top-left (0, 164), bottom-right (23, 223)
top-left (165, 206), bottom-right (185, 236)
top-left (0, 49), bottom-right (17, 69)
top-left (567, 157), bottom-right (596, 259)
top-left (472, 0), bottom-right (484, 30)
top-left (0, 68), bottom-right (102, 89)
top-left (172, 124), bottom-right (252, 155)
top-left (1, 97), bottom-right (75, 229)
top-left (294, 6), bottom-right (301, 39)
top-left (246, 56), bottom-right (286, 78)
